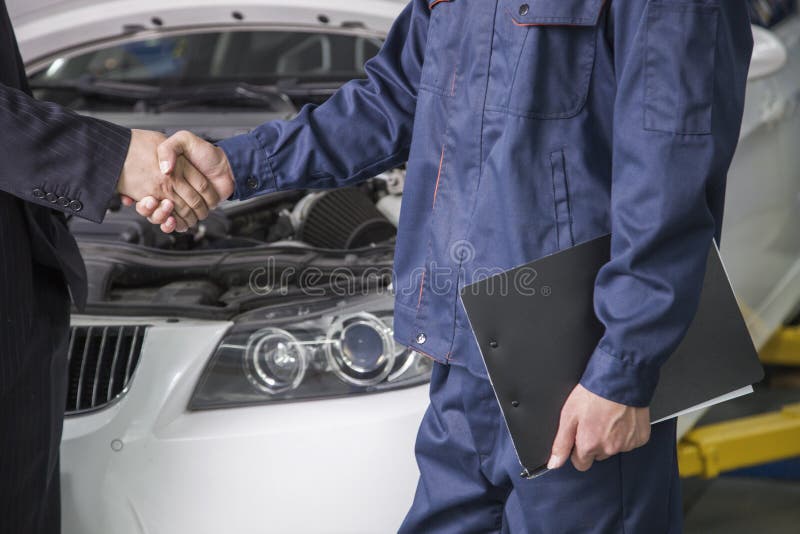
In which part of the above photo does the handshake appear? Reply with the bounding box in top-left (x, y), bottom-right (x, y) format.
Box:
top-left (116, 129), bottom-right (235, 233)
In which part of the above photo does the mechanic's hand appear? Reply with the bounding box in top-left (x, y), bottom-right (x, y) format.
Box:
top-left (133, 130), bottom-right (235, 233)
top-left (548, 384), bottom-right (650, 472)
top-left (116, 129), bottom-right (219, 232)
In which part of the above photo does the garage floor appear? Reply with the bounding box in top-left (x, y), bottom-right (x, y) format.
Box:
top-left (684, 477), bottom-right (800, 533)
top-left (683, 374), bottom-right (800, 534)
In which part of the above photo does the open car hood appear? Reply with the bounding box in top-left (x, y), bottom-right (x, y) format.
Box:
top-left (7, 0), bottom-right (405, 63)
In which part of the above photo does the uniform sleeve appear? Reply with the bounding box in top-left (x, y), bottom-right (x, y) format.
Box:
top-left (0, 84), bottom-right (131, 223)
top-left (218, 0), bottom-right (429, 200)
top-left (579, 0), bottom-right (754, 406)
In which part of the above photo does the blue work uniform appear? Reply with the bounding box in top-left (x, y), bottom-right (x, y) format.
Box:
top-left (219, 0), bottom-right (753, 531)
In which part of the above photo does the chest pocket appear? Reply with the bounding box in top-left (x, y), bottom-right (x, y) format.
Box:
top-left (419, 0), bottom-right (467, 96)
top-left (486, 0), bottom-right (607, 119)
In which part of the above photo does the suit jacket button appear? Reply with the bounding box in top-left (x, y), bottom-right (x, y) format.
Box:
top-left (58, 196), bottom-right (70, 207)
top-left (246, 177), bottom-right (258, 190)
top-left (45, 192), bottom-right (58, 203)
top-left (69, 200), bottom-right (83, 212)
top-left (33, 188), bottom-right (45, 198)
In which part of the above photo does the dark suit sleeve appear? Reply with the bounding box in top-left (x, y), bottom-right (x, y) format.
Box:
top-left (0, 83), bottom-right (132, 223)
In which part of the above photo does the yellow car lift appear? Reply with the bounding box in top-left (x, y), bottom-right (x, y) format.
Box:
top-left (677, 324), bottom-right (800, 478)
top-left (678, 402), bottom-right (800, 478)
top-left (759, 323), bottom-right (800, 366)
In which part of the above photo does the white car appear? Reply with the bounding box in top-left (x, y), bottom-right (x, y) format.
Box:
top-left (13, 2), bottom-right (427, 534)
top-left (7, 0), bottom-right (800, 532)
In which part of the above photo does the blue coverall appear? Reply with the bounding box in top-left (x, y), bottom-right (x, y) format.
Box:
top-left (219, 0), bottom-right (753, 531)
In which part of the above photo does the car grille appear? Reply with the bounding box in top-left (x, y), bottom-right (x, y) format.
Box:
top-left (65, 325), bottom-right (148, 415)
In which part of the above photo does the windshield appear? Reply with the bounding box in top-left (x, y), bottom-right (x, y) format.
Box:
top-left (32, 30), bottom-right (383, 86)
top-left (29, 29), bottom-right (383, 110)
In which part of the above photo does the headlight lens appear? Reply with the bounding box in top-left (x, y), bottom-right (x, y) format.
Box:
top-left (190, 296), bottom-right (432, 410)
top-left (244, 328), bottom-right (307, 394)
top-left (326, 312), bottom-right (395, 386)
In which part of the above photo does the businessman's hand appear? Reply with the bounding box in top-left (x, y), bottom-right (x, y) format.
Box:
top-left (133, 130), bottom-right (235, 233)
top-left (548, 384), bottom-right (650, 472)
top-left (117, 129), bottom-right (221, 231)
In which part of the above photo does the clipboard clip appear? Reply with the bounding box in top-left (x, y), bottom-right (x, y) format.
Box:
top-left (520, 464), bottom-right (550, 480)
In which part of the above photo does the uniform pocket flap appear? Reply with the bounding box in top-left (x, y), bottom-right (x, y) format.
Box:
top-left (511, 0), bottom-right (606, 27)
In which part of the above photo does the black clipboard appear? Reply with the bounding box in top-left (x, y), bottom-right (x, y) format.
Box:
top-left (460, 235), bottom-right (764, 479)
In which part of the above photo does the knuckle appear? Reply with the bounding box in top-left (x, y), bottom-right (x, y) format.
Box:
top-left (177, 204), bottom-right (192, 218)
top-left (196, 178), bottom-right (211, 194)
top-left (579, 439), bottom-right (597, 454)
top-left (158, 182), bottom-right (171, 198)
top-left (189, 197), bottom-right (206, 211)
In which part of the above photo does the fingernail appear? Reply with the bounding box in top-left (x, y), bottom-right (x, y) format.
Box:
top-left (159, 161), bottom-right (170, 174)
top-left (145, 198), bottom-right (156, 209)
top-left (547, 456), bottom-right (560, 470)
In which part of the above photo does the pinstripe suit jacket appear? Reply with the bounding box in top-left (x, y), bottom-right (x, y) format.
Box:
top-left (0, 0), bottom-right (131, 390)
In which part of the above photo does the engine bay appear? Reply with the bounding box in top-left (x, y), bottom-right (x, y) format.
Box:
top-left (68, 173), bottom-right (404, 314)
top-left (69, 172), bottom-right (404, 252)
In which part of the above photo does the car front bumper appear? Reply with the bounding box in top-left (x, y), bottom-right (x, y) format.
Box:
top-left (61, 317), bottom-right (427, 534)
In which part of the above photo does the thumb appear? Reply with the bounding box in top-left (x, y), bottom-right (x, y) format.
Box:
top-left (548, 414), bottom-right (577, 470)
top-left (157, 131), bottom-right (193, 175)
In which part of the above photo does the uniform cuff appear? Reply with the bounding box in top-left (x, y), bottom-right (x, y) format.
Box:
top-left (578, 345), bottom-right (660, 407)
top-left (217, 132), bottom-right (277, 200)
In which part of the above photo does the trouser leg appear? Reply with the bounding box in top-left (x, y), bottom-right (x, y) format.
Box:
top-left (499, 418), bottom-right (683, 533)
top-left (0, 266), bottom-right (70, 534)
top-left (399, 363), bottom-right (511, 533)
top-left (400, 361), bottom-right (682, 533)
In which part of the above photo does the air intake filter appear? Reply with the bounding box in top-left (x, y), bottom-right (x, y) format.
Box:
top-left (293, 188), bottom-right (396, 249)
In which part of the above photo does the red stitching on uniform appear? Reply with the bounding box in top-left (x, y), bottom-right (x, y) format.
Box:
top-left (429, 0), bottom-right (451, 9)
top-left (432, 145), bottom-right (445, 208)
top-left (414, 347), bottom-right (438, 361)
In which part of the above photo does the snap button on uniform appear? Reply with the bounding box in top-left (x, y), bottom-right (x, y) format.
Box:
top-left (32, 188), bottom-right (45, 198)
top-left (246, 177), bottom-right (258, 190)
top-left (416, 333), bottom-right (427, 344)
top-left (69, 200), bottom-right (83, 212)
top-left (45, 192), bottom-right (58, 203)
top-left (519, 3), bottom-right (529, 16)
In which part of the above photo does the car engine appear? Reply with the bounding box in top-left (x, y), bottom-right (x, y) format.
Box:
top-left (68, 174), bottom-right (404, 252)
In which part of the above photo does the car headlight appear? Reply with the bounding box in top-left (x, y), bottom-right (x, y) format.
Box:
top-left (190, 295), bottom-right (432, 409)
